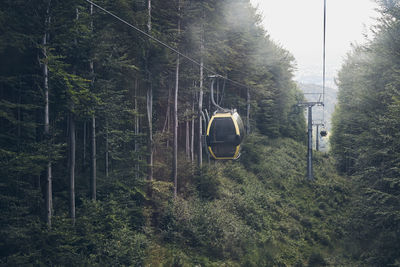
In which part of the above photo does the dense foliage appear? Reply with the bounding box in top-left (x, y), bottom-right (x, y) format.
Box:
top-left (331, 0), bottom-right (400, 264)
top-left (7, 0), bottom-right (400, 266)
top-left (0, 0), bottom-right (308, 264)
top-left (146, 136), bottom-right (352, 266)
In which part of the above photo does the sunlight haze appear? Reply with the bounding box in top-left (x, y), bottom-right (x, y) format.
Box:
top-left (250, 0), bottom-right (379, 86)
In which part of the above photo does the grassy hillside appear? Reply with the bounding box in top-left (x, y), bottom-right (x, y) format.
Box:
top-left (145, 135), bottom-right (354, 266)
top-left (1, 134), bottom-right (355, 266)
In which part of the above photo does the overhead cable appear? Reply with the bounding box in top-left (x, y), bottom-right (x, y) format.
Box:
top-left (322, 0), bottom-right (327, 121)
top-left (83, 0), bottom-right (250, 90)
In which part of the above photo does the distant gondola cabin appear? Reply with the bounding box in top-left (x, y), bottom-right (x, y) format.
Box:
top-left (206, 110), bottom-right (244, 160)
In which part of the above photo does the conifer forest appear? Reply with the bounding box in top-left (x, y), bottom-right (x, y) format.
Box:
top-left (1, 0), bottom-right (400, 266)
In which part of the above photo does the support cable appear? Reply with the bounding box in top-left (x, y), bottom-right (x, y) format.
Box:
top-left (83, 0), bottom-right (250, 90)
top-left (322, 0), bottom-right (327, 122)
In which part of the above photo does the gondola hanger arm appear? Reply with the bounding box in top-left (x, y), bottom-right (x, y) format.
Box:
top-left (209, 76), bottom-right (229, 112)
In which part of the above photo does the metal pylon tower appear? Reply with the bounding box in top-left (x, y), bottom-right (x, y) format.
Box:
top-left (298, 102), bottom-right (324, 180)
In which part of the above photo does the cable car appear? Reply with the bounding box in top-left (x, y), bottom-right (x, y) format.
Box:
top-left (204, 76), bottom-right (245, 160)
top-left (206, 110), bottom-right (244, 160)
top-left (320, 129), bottom-right (328, 137)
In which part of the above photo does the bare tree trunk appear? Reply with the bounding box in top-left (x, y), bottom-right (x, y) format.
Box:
top-left (162, 87), bottom-right (172, 149)
top-left (90, 3), bottom-right (96, 201)
top-left (147, 83), bottom-right (153, 181)
top-left (83, 121), bottom-right (86, 169)
top-left (167, 110), bottom-right (170, 148)
top-left (91, 115), bottom-right (96, 200)
top-left (68, 7), bottom-right (80, 225)
top-left (191, 93), bottom-right (195, 163)
top-left (197, 34), bottom-right (204, 168)
top-left (69, 114), bottom-right (76, 224)
top-left (147, 0), bottom-right (152, 32)
top-left (17, 87), bottom-right (21, 148)
top-left (45, 162), bottom-right (52, 226)
top-left (247, 87), bottom-right (250, 134)
top-left (185, 112), bottom-right (190, 160)
top-left (173, 55), bottom-right (179, 198)
top-left (173, 0), bottom-right (181, 198)
top-left (146, 0), bottom-right (153, 182)
top-left (105, 120), bottom-right (109, 177)
top-left (162, 87), bottom-right (171, 133)
top-left (43, 0), bottom-right (52, 229)
top-left (134, 78), bottom-right (139, 179)
top-left (35, 109), bottom-right (42, 189)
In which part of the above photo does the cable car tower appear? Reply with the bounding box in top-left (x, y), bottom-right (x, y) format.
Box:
top-left (298, 102), bottom-right (323, 180)
top-left (298, 0), bottom-right (328, 180)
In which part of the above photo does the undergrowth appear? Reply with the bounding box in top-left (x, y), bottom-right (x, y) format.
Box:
top-left (145, 134), bottom-right (354, 266)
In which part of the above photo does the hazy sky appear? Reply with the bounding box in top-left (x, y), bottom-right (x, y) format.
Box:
top-left (250, 0), bottom-right (379, 84)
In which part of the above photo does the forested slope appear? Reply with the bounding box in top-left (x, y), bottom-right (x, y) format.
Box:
top-left (140, 136), bottom-right (353, 266)
top-left (331, 1), bottom-right (400, 265)
top-left (0, 0), bottom-right (307, 264)
top-left (2, 0), bottom-right (396, 266)
top-left (2, 133), bottom-right (353, 266)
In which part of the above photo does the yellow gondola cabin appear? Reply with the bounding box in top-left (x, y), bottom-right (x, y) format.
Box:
top-left (206, 110), bottom-right (244, 160)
